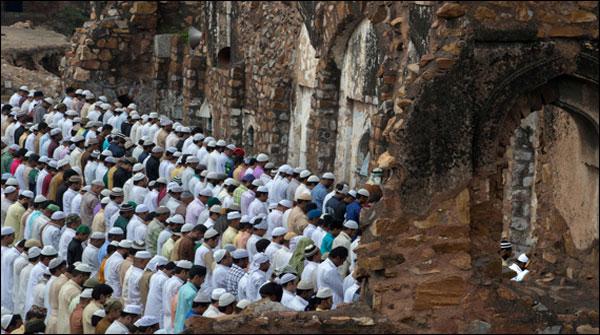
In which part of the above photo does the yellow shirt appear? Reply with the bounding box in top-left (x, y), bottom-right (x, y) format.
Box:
top-left (92, 209), bottom-right (105, 233)
top-left (107, 166), bottom-right (118, 189)
top-left (57, 279), bottom-right (82, 334)
top-left (170, 166), bottom-right (184, 180)
top-left (222, 226), bottom-right (238, 247)
top-left (162, 237), bottom-right (176, 259)
top-left (5, 202), bottom-right (26, 241)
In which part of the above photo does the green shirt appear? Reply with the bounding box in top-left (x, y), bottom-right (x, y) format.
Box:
top-left (233, 185), bottom-right (248, 207)
top-left (1, 151), bottom-right (13, 175)
top-left (114, 215), bottom-right (129, 236)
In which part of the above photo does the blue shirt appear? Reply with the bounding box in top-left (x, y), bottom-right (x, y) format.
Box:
top-left (345, 201), bottom-right (361, 224)
top-left (108, 142), bottom-right (125, 158)
top-left (97, 240), bottom-right (109, 265)
top-left (311, 183), bottom-right (328, 210)
top-left (174, 281), bottom-right (199, 333)
top-left (320, 232), bottom-right (334, 255)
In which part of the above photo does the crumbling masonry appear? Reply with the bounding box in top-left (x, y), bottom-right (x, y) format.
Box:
top-left (62, 1), bottom-right (599, 333)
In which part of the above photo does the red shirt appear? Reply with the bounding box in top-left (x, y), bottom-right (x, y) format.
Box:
top-left (42, 174), bottom-right (53, 196)
top-left (9, 158), bottom-right (22, 175)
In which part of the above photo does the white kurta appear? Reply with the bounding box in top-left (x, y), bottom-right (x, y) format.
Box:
top-left (272, 246), bottom-right (293, 272)
top-left (125, 266), bottom-right (144, 307)
top-left (104, 252), bottom-right (125, 298)
top-left (247, 198), bottom-right (268, 219)
top-left (316, 258), bottom-right (344, 307)
top-left (24, 262), bottom-right (47, 314)
top-left (105, 320), bottom-right (129, 334)
top-left (82, 244), bottom-right (100, 271)
top-left (41, 224), bottom-right (61, 251)
top-left (144, 270), bottom-right (169, 325)
top-left (301, 260), bottom-right (319, 288)
top-left (1, 246), bottom-right (20, 311)
top-left (58, 227), bottom-right (76, 261)
top-left (211, 264), bottom-right (229, 290)
top-left (281, 289), bottom-right (306, 311)
top-left (246, 269), bottom-right (268, 302)
top-left (162, 276), bottom-right (184, 333)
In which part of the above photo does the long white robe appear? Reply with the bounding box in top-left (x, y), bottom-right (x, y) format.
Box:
top-left (144, 270), bottom-right (169, 326)
top-left (162, 275), bottom-right (184, 333)
top-left (104, 252), bottom-right (125, 298)
top-left (24, 262), bottom-right (47, 314)
top-left (58, 227), bottom-right (76, 261)
top-left (1, 246), bottom-right (20, 311)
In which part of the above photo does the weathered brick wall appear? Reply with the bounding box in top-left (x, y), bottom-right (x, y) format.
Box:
top-left (60, 2), bottom-right (599, 332)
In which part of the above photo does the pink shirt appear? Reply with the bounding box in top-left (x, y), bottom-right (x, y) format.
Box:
top-left (10, 158), bottom-right (22, 175)
top-left (185, 198), bottom-right (205, 225)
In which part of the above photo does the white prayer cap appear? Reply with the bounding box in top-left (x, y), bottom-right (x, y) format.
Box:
top-left (127, 164), bottom-right (143, 174)
top-left (204, 228), bottom-right (219, 239)
top-left (149, 112), bottom-right (159, 119)
top-left (211, 288), bottom-right (226, 301)
top-left (98, 96), bottom-right (108, 102)
top-left (131, 113), bottom-right (140, 120)
top-left (41, 245), bottom-right (58, 256)
top-left (256, 186), bottom-right (269, 193)
top-left (75, 89), bottom-right (84, 95)
top-left (316, 287), bottom-right (333, 299)
top-left (71, 135), bottom-right (84, 142)
top-left (297, 280), bottom-right (314, 291)
top-left (109, 227), bottom-right (124, 235)
top-left (218, 293), bottom-right (236, 307)
top-left (193, 291), bottom-right (211, 303)
top-left (170, 214), bottom-right (185, 224)
top-left (1, 314), bottom-right (14, 330)
top-left (151, 146), bottom-right (164, 154)
top-left (193, 133), bottom-right (204, 141)
top-left (65, 110), bottom-right (78, 117)
top-left (232, 249), bottom-right (249, 260)
top-left (100, 197), bottom-right (110, 205)
top-left (91, 179), bottom-right (105, 187)
top-left (268, 203), bottom-right (277, 210)
top-left (227, 211), bottom-right (241, 220)
top-left (186, 156), bottom-right (199, 164)
top-left (240, 215), bottom-right (250, 223)
top-left (123, 304), bottom-right (142, 315)
top-left (134, 315), bottom-right (160, 328)
top-left (181, 127), bottom-right (191, 133)
top-left (100, 103), bottom-right (111, 110)
top-left (1, 226), bottom-right (15, 236)
top-left (28, 246), bottom-right (41, 258)
top-left (517, 253), bottom-right (529, 263)
top-left (109, 241), bottom-right (119, 247)
top-left (205, 172), bottom-right (218, 180)
top-left (57, 158), bottom-right (71, 168)
top-left (348, 190), bottom-right (357, 198)
top-left (105, 157), bottom-right (116, 164)
top-left (50, 128), bottom-right (61, 136)
top-left (166, 146), bottom-right (177, 154)
top-left (159, 119), bottom-right (172, 126)
top-left (271, 227), bottom-right (287, 237)
top-left (132, 172), bottom-right (146, 182)
top-left (253, 219), bottom-right (268, 230)
top-left (6, 177), bottom-right (18, 186)
top-left (226, 144), bottom-right (236, 150)
top-left (80, 288), bottom-right (93, 299)
top-left (321, 172), bottom-right (335, 180)
top-left (253, 252), bottom-right (269, 265)
top-left (90, 232), bottom-right (105, 239)
top-left (207, 140), bottom-right (217, 148)
top-left (278, 165), bottom-right (290, 173)
top-left (92, 309), bottom-right (106, 318)
top-left (357, 188), bottom-right (370, 198)
top-left (75, 263), bottom-right (93, 273)
top-left (19, 85), bottom-right (29, 91)
top-left (118, 240), bottom-right (133, 249)
top-left (101, 149), bottom-right (113, 157)
top-left (44, 97), bottom-right (54, 105)
top-left (209, 205), bottom-right (222, 214)
top-left (304, 244), bottom-right (318, 258)
top-left (48, 257), bottom-right (64, 270)
top-left (307, 175), bottom-right (320, 183)
top-left (216, 139), bottom-right (227, 147)
top-left (181, 223), bottom-right (194, 233)
top-left (214, 249), bottom-right (227, 263)
top-left (299, 170), bottom-right (311, 179)
top-left (135, 251), bottom-right (152, 259)
top-left (198, 188), bottom-right (213, 197)
top-left (3, 186), bottom-right (16, 194)
top-left (343, 220), bottom-right (359, 230)
top-left (279, 273), bottom-right (297, 285)
top-left (39, 155), bottom-right (49, 163)
top-left (135, 204), bottom-right (149, 214)
top-left (155, 206), bottom-right (170, 214)
top-left (236, 299), bottom-right (251, 310)
top-left (176, 260), bottom-right (193, 270)
top-left (51, 211), bottom-right (66, 220)
top-left (132, 240), bottom-right (145, 250)
top-left (127, 103), bottom-right (137, 109)
top-left (297, 191), bottom-right (312, 201)
top-left (256, 153), bottom-right (269, 162)
top-left (33, 195), bottom-right (47, 203)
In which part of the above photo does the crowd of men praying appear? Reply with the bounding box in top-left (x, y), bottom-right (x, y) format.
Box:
top-left (0, 86), bottom-right (372, 334)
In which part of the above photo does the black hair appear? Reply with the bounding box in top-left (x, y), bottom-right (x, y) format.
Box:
top-left (163, 261), bottom-right (176, 271)
top-left (329, 246), bottom-right (349, 259)
top-left (189, 265), bottom-right (207, 279)
top-left (25, 319), bottom-right (45, 333)
top-left (92, 284), bottom-right (114, 300)
top-left (91, 314), bottom-right (103, 327)
top-left (66, 87), bottom-right (76, 94)
top-left (256, 239), bottom-right (270, 253)
top-left (259, 282), bottom-right (283, 302)
top-left (193, 224), bottom-right (208, 233)
top-left (107, 244), bottom-right (118, 254)
top-left (306, 202), bottom-right (318, 212)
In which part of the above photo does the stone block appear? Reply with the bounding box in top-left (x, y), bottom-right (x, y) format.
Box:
top-left (466, 320), bottom-right (491, 334)
top-left (80, 60), bottom-right (101, 70)
top-left (414, 276), bottom-right (466, 310)
top-left (130, 1), bottom-right (157, 15)
top-left (432, 239), bottom-right (470, 253)
top-left (105, 38), bottom-right (118, 49)
top-left (73, 67), bottom-right (90, 81)
top-left (450, 252), bottom-right (472, 270)
top-left (569, 10), bottom-right (597, 23)
top-left (436, 3), bottom-right (466, 19)
top-left (511, 217), bottom-right (529, 231)
top-left (98, 49), bottom-right (112, 61)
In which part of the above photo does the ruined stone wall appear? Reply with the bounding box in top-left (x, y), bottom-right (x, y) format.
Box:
top-left (60, 1), bottom-right (599, 333)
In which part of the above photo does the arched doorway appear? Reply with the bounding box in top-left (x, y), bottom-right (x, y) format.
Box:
top-left (288, 24), bottom-right (318, 168)
top-left (334, 19), bottom-right (379, 187)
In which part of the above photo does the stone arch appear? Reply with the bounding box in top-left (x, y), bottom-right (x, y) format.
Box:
top-left (288, 24), bottom-right (318, 167)
top-left (334, 18), bottom-right (380, 187)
